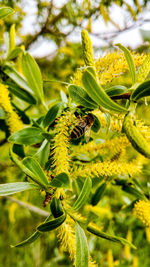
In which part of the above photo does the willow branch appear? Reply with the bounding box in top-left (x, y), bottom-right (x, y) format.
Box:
top-left (3, 196), bottom-right (49, 217)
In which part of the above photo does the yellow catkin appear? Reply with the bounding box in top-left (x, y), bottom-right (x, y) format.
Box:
top-left (52, 111), bottom-right (71, 198)
top-left (124, 229), bottom-right (132, 260)
top-left (107, 249), bottom-right (114, 267)
top-left (71, 51), bottom-right (145, 86)
top-left (134, 200), bottom-right (150, 227)
top-left (132, 256), bottom-right (138, 267)
top-left (81, 29), bottom-right (95, 66)
top-left (74, 135), bottom-right (128, 159)
top-left (145, 227), bottom-right (150, 244)
top-left (136, 52), bottom-right (150, 83)
top-left (0, 83), bottom-right (23, 133)
top-left (73, 158), bottom-right (142, 179)
top-left (57, 216), bottom-right (97, 267)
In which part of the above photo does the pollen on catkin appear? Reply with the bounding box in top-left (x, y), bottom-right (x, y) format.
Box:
top-left (134, 200), bottom-right (150, 227)
top-left (57, 216), bottom-right (97, 267)
top-left (52, 111), bottom-right (71, 198)
top-left (81, 29), bottom-right (95, 66)
top-left (73, 159), bottom-right (142, 179)
top-left (0, 83), bottom-right (23, 133)
top-left (71, 51), bottom-right (145, 86)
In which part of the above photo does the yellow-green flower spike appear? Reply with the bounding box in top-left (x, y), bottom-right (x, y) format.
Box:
top-left (134, 200), bottom-right (150, 227)
top-left (81, 29), bottom-right (95, 66)
top-left (123, 112), bottom-right (150, 158)
top-left (136, 52), bottom-right (150, 83)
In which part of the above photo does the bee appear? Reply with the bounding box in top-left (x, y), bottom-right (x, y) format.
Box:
top-left (70, 113), bottom-right (94, 140)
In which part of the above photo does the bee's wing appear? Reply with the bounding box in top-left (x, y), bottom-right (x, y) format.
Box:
top-left (85, 126), bottom-right (91, 143)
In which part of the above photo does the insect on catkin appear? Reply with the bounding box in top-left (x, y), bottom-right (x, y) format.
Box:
top-left (122, 112), bottom-right (150, 158)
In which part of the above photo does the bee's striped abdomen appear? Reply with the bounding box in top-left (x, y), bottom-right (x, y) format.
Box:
top-left (71, 125), bottom-right (85, 139)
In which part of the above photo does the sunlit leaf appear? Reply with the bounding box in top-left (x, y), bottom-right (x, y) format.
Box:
top-left (0, 182), bottom-right (39, 196)
top-left (75, 223), bottom-right (89, 267)
top-left (37, 213), bottom-right (66, 232)
top-left (73, 177), bottom-right (92, 211)
top-left (116, 43), bottom-right (136, 84)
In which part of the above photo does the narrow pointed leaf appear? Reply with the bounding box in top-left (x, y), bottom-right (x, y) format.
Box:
top-left (0, 7), bottom-right (14, 19)
top-left (43, 102), bottom-right (62, 128)
top-left (50, 172), bottom-right (70, 188)
top-left (7, 47), bottom-right (23, 61)
top-left (7, 82), bottom-right (36, 104)
top-left (69, 84), bottom-right (98, 109)
top-left (106, 85), bottom-right (127, 97)
top-left (8, 127), bottom-right (44, 145)
top-left (75, 223), bottom-right (89, 267)
top-left (82, 69), bottom-right (127, 113)
top-left (91, 182), bottom-right (107, 206)
top-left (37, 212), bottom-right (66, 232)
top-left (11, 215), bottom-right (51, 248)
top-left (0, 182), bottom-right (39, 196)
top-left (34, 140), bottom-right (50, 166)
top-left (22, 157), bottom-right (48, 185)
top-left (10, 150), bottom-right (47, 188)
top-left (116, 44), bottom-right (136, 84)
top-left (73, 177), bottom-right (92, 211)
top-left (131, 80), bottom-right (150, 101)
top-left (87, 224), bottom-right (136, 249)
top-left (91, 115), bottom-right (100, 133)
top-left (22, 52), bottom-right (43, 102)
top-left (3, 63), bottom-right (33, 95)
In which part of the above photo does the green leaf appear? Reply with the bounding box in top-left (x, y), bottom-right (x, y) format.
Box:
top-left (10, 150), bottom-right (48, 188)
top-left (12, 144), bottom-right (25, 158)
top-left (7, 81), bottom-right (36, 104)
top-left (73, 177), bottom-right (92, 211)
top-left (43, 102), bottom-right (62, 128)
top-left (0, 182), bottom-right (39, 196)
top-left (3, 63), bottom-right (33, 95)
top-left (7, 47), bottom-right (23, 61)
top-left (8, 127), bottom-right (44, 145)
top-left (34, 140), bottom-right (50, 166)
top-left (131, 80), bottom-right (150, 101)
top-left (11, 215), bottom-right (51, 247)
top-left (22, 52), bottom-right (43, 102)
top-left (50, 198), bottom-right (64, 218)
top-left (75, 223), bottom-right (89, 267)
top-left (91, 182), bottom-right (107, 206)
top-left (106, 85), bottom-right (127, 97)
top-left (122, 185), bottom-right (146, 200)
top-left (37, 213), bottom-right (66, 232)
top-left (116, 44), bottom-right (136, 84)
top-left (91, 115), bottom-right (101, 133)
top-left (82, 69), bottom-right (127, 113)
top-left (87, 224), bottom-right (136, 249)
top-left (69, 84), bottom-right (98, 109)
top-left (11, 103), bottom-right (30, 124)
top-left (9, 24), bottom-right (15, 53)
top-left (50, 172), bottom-right (70, 188)
top-left (0, 7), bottom-right (14, 19)
top-left (60, 90), bottom-right (68, 103)
top-left (22, 157), bottom-right (48, 186)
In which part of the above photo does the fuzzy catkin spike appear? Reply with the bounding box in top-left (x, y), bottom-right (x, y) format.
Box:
top-left (73, 158), bottom-right (142, 179)
top-left (0, 83), bottom-right (23, 133)
top-left (52, 111), bottom-right (71, 199)
top-left (136, 52), bottom-right (150, 83)
top-left (81, 29), bottom-right (95, 66)
top-left (123, 113), bottom-right (150, 159)
top-left (57, 216), bottom-right (97, 267)
top-left (134, 200), bottom-right (150, 227)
